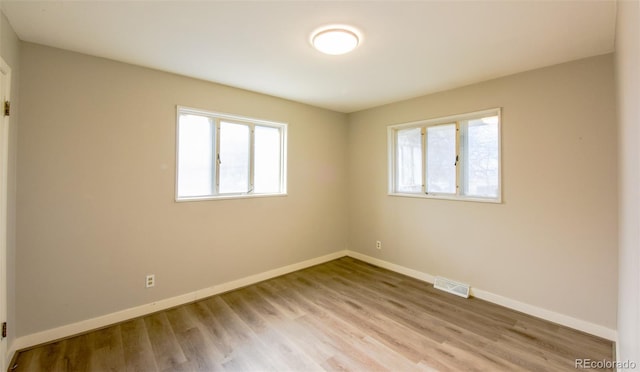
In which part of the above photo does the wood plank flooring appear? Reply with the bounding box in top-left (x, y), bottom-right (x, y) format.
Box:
top-left (10, 257), bottom-right (614, 371)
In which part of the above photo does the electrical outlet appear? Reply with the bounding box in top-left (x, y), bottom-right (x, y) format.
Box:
top-left (376, 241), bottom-right (382, 250)
top-left (146, 274), bottom-right (155, 288)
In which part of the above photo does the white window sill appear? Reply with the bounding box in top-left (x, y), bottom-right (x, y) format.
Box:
top-left (176, 193), bottom-right (288, 202)
top-left (388, 192), bottom-right (502, 204)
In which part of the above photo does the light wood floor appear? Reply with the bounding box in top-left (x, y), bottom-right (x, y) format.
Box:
top-left (10, 257), bottom-right (613, 371)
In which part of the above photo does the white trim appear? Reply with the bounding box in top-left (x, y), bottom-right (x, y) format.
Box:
top-left (175, 105), bottom-right (288, 201)
top-left (387, 108), bottom-right (501, 130)
top-left (9, 248), bottom-right (618, 362)
top-left (387, 125), bottom-right (396, 193)
top-left (176, 192), bottom-right (288, 203)
top-left (0, 57), bottom-right (11, 372)
top-left (177, 106), bottom-right (287, 128)
top-left (10, 250), bottom-right (347, 355)
top-left (387, 108), bottom-right (502, 203)
top-left (470, 288), bottom-right (617, 341)
top-left (387, 192), bottom-right (502, 204)
top-left (346, 251), bottom-right (617, 341)
top-left (347, 250), bottom-right (436, 283)
top-left (615, 341), bottom-right (620, 372)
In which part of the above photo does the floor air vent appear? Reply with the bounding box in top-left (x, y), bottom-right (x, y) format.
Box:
top-left (434, 276), bottom-right (470, 298)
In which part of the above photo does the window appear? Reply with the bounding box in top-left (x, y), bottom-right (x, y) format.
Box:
top-left (176, 107), bottom-right (287, 200)
top-left (388, 108), bottom-right (501, 202)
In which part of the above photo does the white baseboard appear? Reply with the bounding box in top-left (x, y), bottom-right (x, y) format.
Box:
top-left (347, 250), bottom-right (437, 283)
top-left (471, 288), bottom-right (617, 341)
top-left (9, 248), bottom-right (617, 364)
top-left (614, 339), bottom-right (621, 372)
top-left (9, 250), bottom-right (348, 358)
top-left (346, 251), bottom-right (617, 341)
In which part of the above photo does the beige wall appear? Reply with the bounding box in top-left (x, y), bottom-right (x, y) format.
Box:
top-left (348, 54), bottom-right (618, 328)
top-left (14, 33), bottom-right (622, 340)
top-left (16, 43), bottom-right (348, 337)
top-left (615, 0), bottom-right (640, 366)
top-left (0, 10), bottom-right (20, 350)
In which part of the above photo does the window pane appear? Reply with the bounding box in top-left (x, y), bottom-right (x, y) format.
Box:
top-left (463, 116), bottom-right (499, 198)
top-left (254, 126), bottom-right (281, 194)
top-left (177, 114), bottom-right (213, 197)
top-left (426, 124), bottom-right (456, 194)
top-left (396, 128), bottom-right (423, 193)
top-left (219, 122), bottom-right (250, 194)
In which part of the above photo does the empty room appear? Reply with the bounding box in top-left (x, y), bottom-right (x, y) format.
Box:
top-left (0, 0), bottom-right (638, 371)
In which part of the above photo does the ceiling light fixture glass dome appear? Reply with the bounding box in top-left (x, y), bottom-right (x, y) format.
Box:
top-left (311, 26), bottom-right (361, 55)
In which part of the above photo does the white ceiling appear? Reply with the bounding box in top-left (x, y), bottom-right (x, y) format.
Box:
top-left (1, 1), bottom-right (616, 113)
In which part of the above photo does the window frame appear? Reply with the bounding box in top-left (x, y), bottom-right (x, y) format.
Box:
top-left (175, 106), bottom-right (288, 202)
top-left (387, 108), bottom-right (502, 203)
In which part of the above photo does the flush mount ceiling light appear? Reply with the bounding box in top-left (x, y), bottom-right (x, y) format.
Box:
top-left (311, 25), bottom-right (361, 55)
